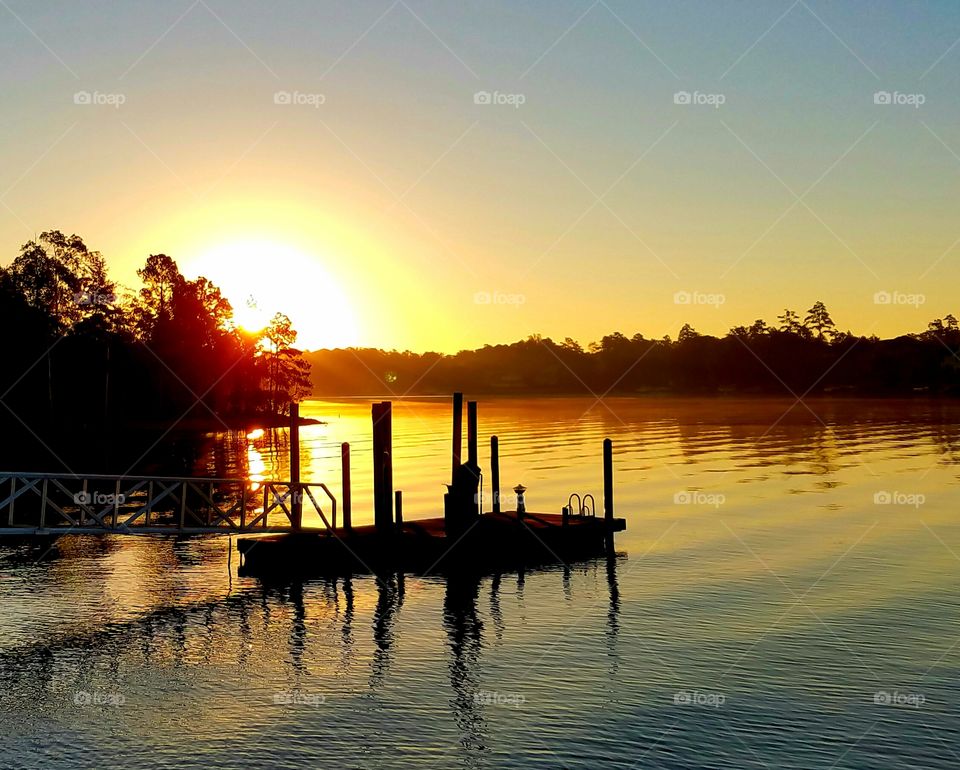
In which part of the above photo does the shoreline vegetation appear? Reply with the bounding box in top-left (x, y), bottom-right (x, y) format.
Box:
top-left (0, 231), bottom-right (311, 473)
top-left (305, 303), bottom-right (960, 398)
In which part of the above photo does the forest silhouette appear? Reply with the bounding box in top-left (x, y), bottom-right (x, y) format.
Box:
top-left (0, 231), bottom-right (310, 472)
top-left (3, 231), bottom-right (959, 471)
top-left (307, 303), bottom-right (960, 397)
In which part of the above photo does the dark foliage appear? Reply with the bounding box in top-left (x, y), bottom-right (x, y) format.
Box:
top-left (0, 232), bottom-right (310, 472)
top-left (305, 307), bottom-right (960, 397)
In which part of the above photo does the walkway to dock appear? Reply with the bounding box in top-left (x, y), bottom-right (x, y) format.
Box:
top-left (0, 472), bottom-right (335, 535)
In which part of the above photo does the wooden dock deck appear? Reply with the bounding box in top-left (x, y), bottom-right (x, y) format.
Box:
top-left (237, 509), bottom-right (626, 576)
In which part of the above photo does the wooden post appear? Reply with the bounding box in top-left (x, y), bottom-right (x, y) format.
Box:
top-left (372, 401), bottom-right (394, 534)
top-left (289, 402), bottom-right (302, 530)
top-left (395, 490), bottom-right (403, 531)
top-left (467, 401), bottom-right (478, 466)
top-left (562, 505), bottom-right (569, 527)
top-left (372, 402), bottom-right (384, 529)
top-left (490, 435), bottom-right (500, 514)
top-left (383, 401), bottom-right (393, 526)
top-left (451, 392), bottom-right (463, 484)
top-left (603, 438), bottom-right (614, 548)
top-left (467, 400), bottom-right (479, 517)
top-left (341, 442), bottom-right (352, 532)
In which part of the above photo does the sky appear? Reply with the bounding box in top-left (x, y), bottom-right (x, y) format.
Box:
top-left (1, 0), bottom-right (959, 351)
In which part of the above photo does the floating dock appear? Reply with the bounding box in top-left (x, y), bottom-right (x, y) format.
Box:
top-left (237, 393), bottom-right (626, 577)
top-left (238, 509), bottom-right (626, 575)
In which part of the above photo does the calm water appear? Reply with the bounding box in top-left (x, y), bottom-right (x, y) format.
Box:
top-left (2, 397), bottom-right (960, 769)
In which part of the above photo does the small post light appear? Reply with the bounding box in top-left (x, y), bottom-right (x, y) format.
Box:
top-left (513, 484), bottom-right (527, 518)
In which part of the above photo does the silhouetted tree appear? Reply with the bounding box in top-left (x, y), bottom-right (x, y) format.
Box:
top-left (0, 232), bottom-right (315, 472)
top-left (136, 253), bottom-right (182, 332)
top-left (262, 313), bottom-right (311, 411)
top-left (805, 301), bottom-right (836, 340)
top-left (777, 308), bottom-right (806, 336)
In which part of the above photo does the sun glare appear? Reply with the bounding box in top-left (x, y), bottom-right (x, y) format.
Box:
top-left (187, 239), bottom-right (359, 350)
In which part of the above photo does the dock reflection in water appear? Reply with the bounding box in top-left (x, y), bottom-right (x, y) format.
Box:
top-left (0, 553), bottom-right (622, 770)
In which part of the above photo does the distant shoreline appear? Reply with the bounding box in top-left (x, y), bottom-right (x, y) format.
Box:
top-left (305, 390), bottom-right (957, 400)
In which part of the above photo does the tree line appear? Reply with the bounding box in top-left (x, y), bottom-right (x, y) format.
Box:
top-left (305, 301), bottom-right (960, 396)
top-left (0, 231), bottom-right (310, 472)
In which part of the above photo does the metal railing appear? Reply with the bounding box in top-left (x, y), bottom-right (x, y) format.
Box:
top-left (0, 473), bottom-right (336, 535)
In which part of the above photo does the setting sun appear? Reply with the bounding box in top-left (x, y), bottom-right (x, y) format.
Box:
top-left (186, 239), bottom-right (359, 350)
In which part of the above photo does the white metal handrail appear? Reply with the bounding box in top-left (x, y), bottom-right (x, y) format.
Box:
top-left (0, 473), bottom-right (337, 535)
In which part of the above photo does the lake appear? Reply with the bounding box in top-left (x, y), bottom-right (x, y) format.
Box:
top-left (1, 396), bottom-right (959, 768)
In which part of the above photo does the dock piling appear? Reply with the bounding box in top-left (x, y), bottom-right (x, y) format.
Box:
top-left (451, 392), bottom-right (463, 484)
top-left (341, 442), bottom-right (352, 532)
top-left (467, 401), bottom-right (478, 466)
top-left (603, 438), bottom-right (614, 549)
top-left (490, 435), bottom-right (500, 514)
top-left (383, 401), bottom-right (393, 526)
top-left (290, 402), bottom-right (302, 530)
top-left (372, 402), bottom-right (394, 534)
top-left (395, 490), bottom-right (403, 531)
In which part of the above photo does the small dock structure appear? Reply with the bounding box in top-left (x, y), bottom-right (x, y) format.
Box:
top-left (238, 394), bottom-right (626, 575)
top-left (0, 394), bottom-right (627, 576)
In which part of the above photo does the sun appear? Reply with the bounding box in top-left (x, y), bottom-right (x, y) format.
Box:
top-left (186, 239), bottom-right (359, 350)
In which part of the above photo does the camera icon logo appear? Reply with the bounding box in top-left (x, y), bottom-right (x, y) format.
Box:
top-left (873, 491), bottom-right (892, 505)
top-left (74, 91), bottom-right (92, 105)
top-left (673, 290), bottom-right (692, 305)
top-left (474, 291), bottom-right (492, 305)
top-left (673, 91), bottom-right (692, 105)
top-left (274, 91), bottom-right (292, 105)
top-left (873, 291), bottom-right (891, 305)
top-left (874, 91), bottom-right (892, 105)
top-left (474, 91), bottom-right (492, 105)
top-left (74, 491), bottom-right (91, 505)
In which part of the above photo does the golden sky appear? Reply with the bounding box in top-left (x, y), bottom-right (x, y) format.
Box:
top-left (1, 1), bottom-right (959, 351)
